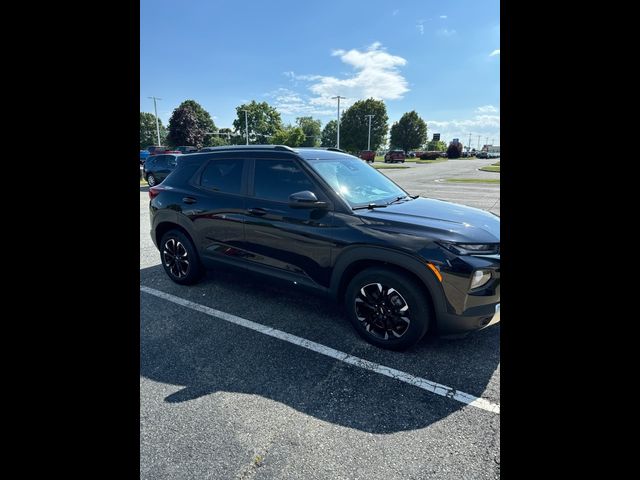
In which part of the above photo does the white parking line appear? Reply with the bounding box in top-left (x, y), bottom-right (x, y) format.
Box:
top-left (141, 286), bottom-right (500, 414)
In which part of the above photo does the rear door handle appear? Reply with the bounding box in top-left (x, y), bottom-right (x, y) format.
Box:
top-left (183, 197), bottom-right (197, 204)
top-left (247, 207), bottom-right (267, 216)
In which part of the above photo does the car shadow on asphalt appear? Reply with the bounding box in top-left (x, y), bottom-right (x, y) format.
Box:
top-left (140, 264), bottom-right (500, 433)
top-left (140, 185), bottom-right (149, 193)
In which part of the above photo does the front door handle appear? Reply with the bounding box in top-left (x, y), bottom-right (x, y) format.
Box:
top-left (183, 197), bottom-right (197, 204)
top-left (247, 207), bottom-right (267, 216)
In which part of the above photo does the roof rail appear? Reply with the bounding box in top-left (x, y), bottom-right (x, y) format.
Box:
top-left (325, 147), bottom-right (345, 152)
top-left (198, 144), bottom-right (297, 152)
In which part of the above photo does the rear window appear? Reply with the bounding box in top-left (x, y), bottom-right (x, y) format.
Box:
top-left (162, 162), bottom-right (201, 186)
top-left (199, 159), bottom-right (244, 194)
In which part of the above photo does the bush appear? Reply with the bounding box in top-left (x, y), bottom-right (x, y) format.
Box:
top-left (419, 151), bottom-right (441, 160)
top-left (447, 142), bottom-right (462, 159)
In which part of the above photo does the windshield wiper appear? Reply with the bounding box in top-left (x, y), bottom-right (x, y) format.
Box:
top-left (352, 203), bottom-right (388, 210)
top-left (386, 195), bottom-right (417, 206)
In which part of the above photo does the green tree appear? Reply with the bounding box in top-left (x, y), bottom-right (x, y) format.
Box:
top-left (140, 112), bottom-right (167, 148)
top-left (426, 140), bottom-right (447, 151)
top-left (296, 116), bottom-right (322, 147)
top-left (166, 100), bottom-right (216, 148)
top-left (272, 126), bottom-right (306, 147)
top-left (321, 120), bottom-right (338, 147)
top-left (389, 111), bottom-right (427, 152)
top-left (232, 101), bottom-right (283, 144)
top-left (339, 98), bottom-right (389, 153)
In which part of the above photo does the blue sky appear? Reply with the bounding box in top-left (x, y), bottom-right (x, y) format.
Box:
top-left (141, 0), bottom-right (500, 147)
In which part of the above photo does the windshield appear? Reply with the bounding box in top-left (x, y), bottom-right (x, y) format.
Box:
top-left (307, 157), bottom-right (408, 208)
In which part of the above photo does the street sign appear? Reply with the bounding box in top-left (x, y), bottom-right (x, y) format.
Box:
top-left (433, 133), bottom-right (440, 141)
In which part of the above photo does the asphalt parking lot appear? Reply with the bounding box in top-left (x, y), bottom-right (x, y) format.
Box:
top-left (140, 158), bottom-right (500, 479)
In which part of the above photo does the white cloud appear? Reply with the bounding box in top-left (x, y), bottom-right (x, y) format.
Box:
top-left (476, 105), bottom-right (498, 114)
top-left (305, 42), bottom-right (409, 108)
top-left (490, 49), bottom-right (500, 56)
top-left (437, 28), bottom-right (457, 37)
top-left (266, 88), bottom-right (335, 116)
top-left (393, 9), bottom-right (399, 16)
top-left (271, 43), bottom-right (409, 117)
top-left (440, 15), bottom-right (448, 19)
top-left (416, 20), bottom-right (425, 35)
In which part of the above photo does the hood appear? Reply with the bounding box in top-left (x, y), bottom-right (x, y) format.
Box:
top-left (356, 197), bottom-right (500, 244)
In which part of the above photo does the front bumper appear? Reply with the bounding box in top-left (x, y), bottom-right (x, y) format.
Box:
top-left (436, 301), bottom-right (500, 334)
top-left (432, 253), bottom-right (500, 335)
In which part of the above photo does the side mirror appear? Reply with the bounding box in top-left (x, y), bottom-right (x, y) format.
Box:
top-left (289, 190), bottom-right (328, 209)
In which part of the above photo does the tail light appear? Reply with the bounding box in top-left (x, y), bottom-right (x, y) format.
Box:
top-left (149, 186), bottom-right (163, 200)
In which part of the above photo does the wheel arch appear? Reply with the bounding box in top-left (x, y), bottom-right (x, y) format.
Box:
top-left (329, 247), bottom-right (447, 320)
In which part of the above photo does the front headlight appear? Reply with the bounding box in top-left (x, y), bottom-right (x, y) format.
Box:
top-left (439, 242), bottom-right (500, 256)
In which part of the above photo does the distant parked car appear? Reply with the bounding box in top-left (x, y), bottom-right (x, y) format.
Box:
top-left (142, 153), bottom-right (181, 186)
top-left (359, 150), bottom-right (375, 163)
top-left (175, 146), bottom-right (199, 154)
top-left (384, 150), bottom-right (406, 163)
top-left (140, 149), bottom-right (150, 165)
top-left (476, 151), bottom-right (489, 159)
top-left (148, 146), bottom-right (181, 156)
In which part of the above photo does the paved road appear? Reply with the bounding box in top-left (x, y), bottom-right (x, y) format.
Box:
top-left (379, 158), bottom-right (500, 216)
top-left (140, 158), bottom-right (500, 479)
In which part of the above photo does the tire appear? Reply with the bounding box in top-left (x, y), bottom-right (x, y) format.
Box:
top-left (159, 229), bottom-right (203, 285)
top-left (345, 267), bottom-right (431, 350)
top-left (147, 173), bottom-right (157, 187)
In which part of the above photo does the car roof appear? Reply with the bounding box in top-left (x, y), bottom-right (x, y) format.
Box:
top-left (181, 145), bottom-right (357, 162)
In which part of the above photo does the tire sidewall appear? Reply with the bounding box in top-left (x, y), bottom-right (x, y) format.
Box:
top-left (345, 268), bottom-right (431, 350)
top-left (147, 174), bottom-right (156, 186)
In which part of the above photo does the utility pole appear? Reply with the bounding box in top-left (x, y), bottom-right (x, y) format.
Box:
top-left (468, 133), bottom-right (472, 152)
top-left (485, 136), bottom-right (489, 149)
top-left (242, 109), bottom-right (249, 145)
top-left (477, 135), bottom-right (481, 150)
top-left (148, 96), bottom-right (162, 145)
top-left (365, 114), bottom-right (375, 150)
top-left (331, 95), bottom-right (345, 148)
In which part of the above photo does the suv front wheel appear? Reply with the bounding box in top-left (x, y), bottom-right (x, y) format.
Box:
top-left (345, 267), bottom-right (431, 350)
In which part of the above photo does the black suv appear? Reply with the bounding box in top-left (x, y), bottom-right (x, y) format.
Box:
top-left (149, 146), bottom-right (500, 350)
top-left (143, 153), bottom-right (181, 186)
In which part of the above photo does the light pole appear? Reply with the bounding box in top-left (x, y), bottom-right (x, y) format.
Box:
top-left (241, 109), bottom-right (249, 145)
top-left (331, 95), bottom-right (345, 148)
top-left (148, 96), bottom-right (162, 145)
top-left (365, 114), bottom-right (375, 150)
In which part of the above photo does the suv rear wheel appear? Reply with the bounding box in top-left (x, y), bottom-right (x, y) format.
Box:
top-left (147, 173), bottom-right (157, 186)
top-left (160, 229), bottom-right (203, 285)
top-left (345, 267), bottom-right (431, 350)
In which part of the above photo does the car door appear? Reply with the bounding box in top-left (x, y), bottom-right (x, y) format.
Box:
top-left (184, 157), bottom-right (248, 262)
top-left (242, 156), bottom-right (335, 288)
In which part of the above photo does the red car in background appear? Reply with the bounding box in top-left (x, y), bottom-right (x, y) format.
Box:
top-left (384, 150), bottom-right (406, 163)
top-left (359, 150), bottom-right (375, 163)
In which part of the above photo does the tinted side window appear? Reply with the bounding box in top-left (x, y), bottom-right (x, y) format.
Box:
top-left (253, 159), bottom-right (315, 202)
top-left (200, 159), bottom-right (244, 194)
top-left (167, 155), bottom-right (177, 167)
top-left (163, 162), bottom-right (201, 186)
